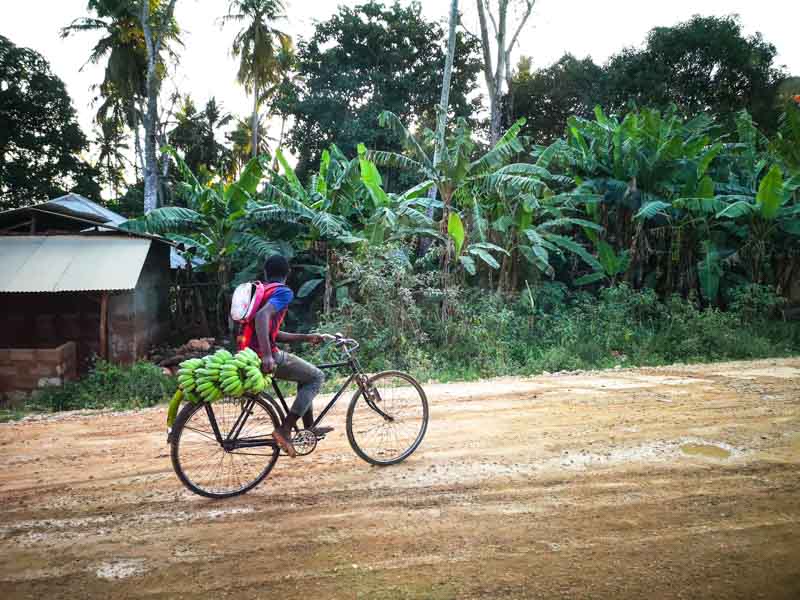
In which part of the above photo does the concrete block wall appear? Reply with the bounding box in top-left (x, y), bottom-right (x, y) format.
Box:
top-left (0, 342), bottom-right (78, 404)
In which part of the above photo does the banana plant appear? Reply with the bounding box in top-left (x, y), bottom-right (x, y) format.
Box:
top-left (574, 231), bottom-right (630, 286)
top-left (260, 147), bottom-right (364, 313)
top-left (557, 105), bottom-right (735, 296)
top-left (370, 113), bottom-right (529, 273)
top-left (445, 211), bottom-right (508, 276)
top-left (120, 147), bottom-right (289, 331)
top-left (357, 144), bottom-right (441, 245)
top-left (121, 147), bottom-right (285, 289)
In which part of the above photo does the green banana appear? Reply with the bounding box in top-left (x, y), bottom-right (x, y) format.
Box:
top-left (166, 389), bottom-right (183, 427)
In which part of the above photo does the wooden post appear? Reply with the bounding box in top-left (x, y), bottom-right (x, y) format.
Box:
top-left (100, 292), bottom-right (109, 360)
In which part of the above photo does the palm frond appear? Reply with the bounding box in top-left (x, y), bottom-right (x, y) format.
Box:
top-left (377, 111), bottom-right (432, 168)
top-left (119, 207), bottom-right (202, 235)
top-left (470, 118), bottom-right (527, 174)
top-left (234, 233), bottom-right (286, 259)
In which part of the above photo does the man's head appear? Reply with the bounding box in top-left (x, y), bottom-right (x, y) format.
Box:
top-left (264, 254), bottom-right (290, 282)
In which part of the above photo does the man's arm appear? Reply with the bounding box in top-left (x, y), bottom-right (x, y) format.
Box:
top-left (275, 331), bottom-right (321, 344)
top-left (254, 302), bottom-right (278, 372)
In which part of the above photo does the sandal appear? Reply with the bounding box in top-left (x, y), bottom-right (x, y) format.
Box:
top-left (272, 427), bottom-right (297, 458)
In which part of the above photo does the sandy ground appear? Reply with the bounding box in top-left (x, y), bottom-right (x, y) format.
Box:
top-left (1, 358), bottom-right (799, 599)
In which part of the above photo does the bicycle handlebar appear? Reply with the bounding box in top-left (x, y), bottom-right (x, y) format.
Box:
top-left (333, 333), bottom-right (360, 352)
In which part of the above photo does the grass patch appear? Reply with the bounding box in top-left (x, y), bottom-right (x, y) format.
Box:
top-left (29, 360), bottom-right (177, 413)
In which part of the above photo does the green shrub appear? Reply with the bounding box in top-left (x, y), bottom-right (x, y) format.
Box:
top-left (320, 263), bottom-right (800, 381)
top-left (36, 360), bottom-right (177, 412)
top-left (729, 283), bottom-right (787, 323)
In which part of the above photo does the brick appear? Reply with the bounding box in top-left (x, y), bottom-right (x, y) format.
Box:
top-left (36, 348), bottom-right (61, 362)
top-left (31, 364), bottom-right (57, 377)
top-left (13, 364), bottom-right (32, 378)
top-left (0, 375), bottom-right (17, 392)
top-left (11, 375), bottom-right (38, 390)
top-left (9, 349), bottom-right (35, 362)
top-left (0, 349), bottom-right (10, 361)
top-left (0, 366), bottom-right (17, 377)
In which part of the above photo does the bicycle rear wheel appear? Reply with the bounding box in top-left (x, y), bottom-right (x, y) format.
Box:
top-left (346, 371), bottom-right (428, 466)
top-left (170, 396), bottom-right (280, 498)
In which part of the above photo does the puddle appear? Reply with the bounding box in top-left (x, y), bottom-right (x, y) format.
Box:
top-left (680, 443), bottom-right (731, 460)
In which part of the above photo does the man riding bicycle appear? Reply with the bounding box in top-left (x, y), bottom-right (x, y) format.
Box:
top-left (246, 255), bottom-right (332, 458)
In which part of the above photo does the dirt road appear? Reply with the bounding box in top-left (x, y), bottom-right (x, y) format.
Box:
top-left (1, 358), bottom-right (799, 599)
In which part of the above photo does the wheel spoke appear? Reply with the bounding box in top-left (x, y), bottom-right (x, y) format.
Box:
top-left (172, 398), bottom-right (280, 497)
top-left (348, 373), bottom-right (427, 465)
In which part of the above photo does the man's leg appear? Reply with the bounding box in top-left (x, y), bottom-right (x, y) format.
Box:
top-left (271, 351), bottom-right (325, 456)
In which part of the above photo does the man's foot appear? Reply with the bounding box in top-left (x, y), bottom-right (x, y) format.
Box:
top-left (272, 427), bottom-right (297, 458)
top-left (310, 426), bottom-right (334, 438)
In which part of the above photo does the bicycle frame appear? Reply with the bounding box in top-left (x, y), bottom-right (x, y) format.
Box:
top-left (201, 346), bottom-right (391, 450)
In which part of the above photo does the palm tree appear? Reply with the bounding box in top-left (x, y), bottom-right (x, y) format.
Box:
top-left (94, 120), bottom-right (130, 198)
top-left (63, 0), bottom-right (181, 209)
top-left (61, 1), bottom-right (147, 169)
top-left (222, 0), bottom-right (292, 159)
top-left (169, 96), bottom-right (233, 177)
top-left (226, 117), bottom-right (270, 178)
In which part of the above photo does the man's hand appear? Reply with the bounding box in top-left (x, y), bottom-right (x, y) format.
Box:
top-left (261, 353), bottom-right (276, 374)
top-left (308, 333), bottom-right (335, 345)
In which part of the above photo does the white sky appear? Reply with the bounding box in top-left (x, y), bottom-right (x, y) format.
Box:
top-left (2, 0), bottom-right (799, 146)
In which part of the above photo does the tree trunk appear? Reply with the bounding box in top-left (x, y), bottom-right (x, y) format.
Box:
top-left (422, 0), bottom-right (459, 255)
top-left (476, 0), bottom-right (537, 145)
top-left (130, 104), bottom-right (144, 180)
top-left (143, 69), bottom-right (159, 212)
top-left (140, 0), bottom-right (177, 213)
top-left (251, 90), bottom-right (259, 160)
top-left (272, 114), bottom-right (287, 171)
top-left (324, 246), bottom-right (333, 316)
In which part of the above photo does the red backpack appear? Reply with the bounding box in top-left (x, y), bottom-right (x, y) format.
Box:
top-left (232, 282), bottom-right (286, 355)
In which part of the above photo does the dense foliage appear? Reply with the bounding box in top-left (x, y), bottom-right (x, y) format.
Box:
top-left (278, 0), bottom-right (482, 182)
top-left (510, 16), bottom-right (788, 142)
top-left (36, 360), bottom-right (177, 412)
top-left (316, 249), bottom-right (799, 380)
top-left (0, 35), bottom-right (100, 209)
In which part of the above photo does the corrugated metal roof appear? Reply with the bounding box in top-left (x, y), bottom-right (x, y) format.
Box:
top-left (0, 193), bottom-right (128, 229)
top-left (0, 236), bottom-right (152, 292)
top-left (49, 193), bottom-right (128, 225)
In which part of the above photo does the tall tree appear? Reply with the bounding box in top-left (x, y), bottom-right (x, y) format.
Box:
top-left (222, 0), bottom-right (292, 159)
top-left (433, 0), bottom-right (460, 171)
top-left (475, 0), bottom-right (537, 144)
top-left (62, 1), bottom-right (180, 195)
top-left (0, 35), bottom-right (100, 209)
top-left (62, 1), bottom-right (148, 179)
top-left (139, 0), bottom-right (179, 213)
top-left (280, 1), bottom-right (482, 180)
top-left (169, 96), bottom-right (233, 178)
top-left (605, 15), bottom-right (786, 132)
top-left (422, 0), bottom-right (459, 243)
top-left (94, 119), bottom-right (130, 198)
top-left (226, 117), bottom-right (270, 177)
top-left (509, 54), bottom-right (608, 144)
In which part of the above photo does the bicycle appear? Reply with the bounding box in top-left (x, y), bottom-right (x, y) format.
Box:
top-left (168, 334), bottom-right (429, 498)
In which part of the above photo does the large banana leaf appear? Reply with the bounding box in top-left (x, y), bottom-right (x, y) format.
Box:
top-left (756, 165), bottom-right (784, 219)
top-left (447, 212), bottom-right (465, 257)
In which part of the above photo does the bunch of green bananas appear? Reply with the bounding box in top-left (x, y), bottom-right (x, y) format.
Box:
top-left (166, 348), bottom-right (269, 427)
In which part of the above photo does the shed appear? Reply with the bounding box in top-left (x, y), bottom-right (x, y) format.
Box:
top-left (0, 195), bottom-right (173, 401)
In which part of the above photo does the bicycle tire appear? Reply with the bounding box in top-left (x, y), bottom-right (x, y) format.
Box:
top-left (170, 396), bottom-right (280, 499)
top-left (346, 370), bottom-right (429, 466)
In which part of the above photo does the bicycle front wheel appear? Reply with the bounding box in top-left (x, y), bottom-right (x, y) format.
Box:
top-left (170, 396), bottom-right (280, 498)
top-left (346, 371), bottom-right (429, 466)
